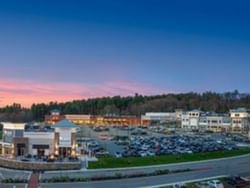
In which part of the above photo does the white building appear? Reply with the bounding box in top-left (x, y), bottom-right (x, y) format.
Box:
top-left (181, 108), bottom-right (249, 133)
top-left (175, 109), bottom-right (183, 121)
top-left (0, 120), bottom-right (79, 158)
top-left (23, 131), bottom-right (55, 156)
top-left (0, 123), bottom-right (25, 157)
top-left (143, 112), bottom-right (176, 122)
top-left (142, 110), bottom-right (183, 124)
top-left (181, 110), bottom-right (201, 130)
top-left (53, 120), bottom-right (78, 157)
top-left (230, 108), bottom-right (249, 132)
top-left (199, 113), bottom-right (231, 132)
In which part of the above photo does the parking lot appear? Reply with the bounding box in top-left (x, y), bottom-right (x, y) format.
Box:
top-left (77, 126), bottom-right (124, 157)
top-left (121, 134), bottom-right (247, 157)
top-left (77, 125), bottom-right (250, 158)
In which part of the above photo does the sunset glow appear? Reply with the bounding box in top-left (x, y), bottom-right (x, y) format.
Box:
top-left (0, 79), bottom-right (162, 107)
top-left (0, 1), bottom-right (250, 107)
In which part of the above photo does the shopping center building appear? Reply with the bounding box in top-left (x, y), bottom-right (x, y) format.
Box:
top-left (0, 120), bottom-right (78, 158)
top-left (45, 110), bottom-right (150, 126)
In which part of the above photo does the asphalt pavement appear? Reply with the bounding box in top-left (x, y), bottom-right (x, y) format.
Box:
top-left (80, 126), bottom-right (124, 156)
top-left (41, 154), bottom-right (250, 188)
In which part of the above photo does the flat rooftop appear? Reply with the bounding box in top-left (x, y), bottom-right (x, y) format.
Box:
top-left (24, 124), bottom-right (54, 132)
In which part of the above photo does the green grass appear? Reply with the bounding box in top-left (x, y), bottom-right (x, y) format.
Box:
top-left (89, 148), bottom-right (250, 169)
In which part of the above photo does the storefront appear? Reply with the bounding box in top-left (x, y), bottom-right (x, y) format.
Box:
top-left (53, 120), bottom-right (78, 158)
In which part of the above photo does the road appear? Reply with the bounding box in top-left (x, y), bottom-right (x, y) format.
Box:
top-left (41, 154), bottom-right (250, 188)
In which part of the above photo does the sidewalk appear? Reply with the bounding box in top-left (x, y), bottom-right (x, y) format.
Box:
top-left (27, 172), bottom-right (39, 188)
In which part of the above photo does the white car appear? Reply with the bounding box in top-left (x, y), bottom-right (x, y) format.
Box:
top-left (114, 152), bottom-right (122, 158)
top-left (207, 180), bottom-right (224, 188)
top-left (139, 152), bottom-right (147, 157)
top-left (147, 151), bottom-right (156, 156)
top-left (173, 183), bottom-right (187, 188)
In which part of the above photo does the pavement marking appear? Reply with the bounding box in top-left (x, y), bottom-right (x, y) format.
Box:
top-left (25, 173), bottom-right (32, 188)
top-left (27, 173), bottom-right (32, 180)
top-left (139, 175), bottom-right (227, 188)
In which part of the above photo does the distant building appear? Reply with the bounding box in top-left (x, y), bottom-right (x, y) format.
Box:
top-left (181, 110), bottom-right (201, 130)
top-left (65, 114), bottom-right (92, 124)
top-left (141, 110), bottom-right (183, 125)
top-left (199, 113), bottom-right (231, 132)
top-left (142, 112), bottom-right (176, 123)
top-left (50, 109), bottom-right (61, 116)
top-left (45, 108), bottom-right (250, 132)
top-left (181, 108), bottom-right (249, 133)
top-left (45, 111), bottom-right (149, 127)
top-left (45, 109), bottom-right (65, 124)
top-left (230, 108), bottom-right (249, 133)
top-left (175, 109), bottom-right (183, 121)
top-left (66, 114), bottom-right (144, 126)
top-left (96, 116), bottom-right (145, 126)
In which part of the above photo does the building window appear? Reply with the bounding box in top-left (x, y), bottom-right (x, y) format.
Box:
top-left (32, 145), bottom-right (49, 149)
top-left (17, 143), bottom-right (26, 148)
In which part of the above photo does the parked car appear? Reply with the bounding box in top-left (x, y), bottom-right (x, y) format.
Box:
top-left (196, 181), bottom-right (210, 188)
top-left (207, 180), bottom-right (224, 188)
top-left (172, 183), bottom-right (187, 188)
top-left (147, 151), bottom-right (156, 156)
top-left (114, 152), bottom-right (122, 158)
top-left (224, 176), bottom-right (248, 187)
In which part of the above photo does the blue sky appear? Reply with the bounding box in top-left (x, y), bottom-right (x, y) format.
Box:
top-left (0, 0), bottom-right (250, 106)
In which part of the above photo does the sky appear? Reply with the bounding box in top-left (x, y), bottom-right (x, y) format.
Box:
top-left (0, 0), bottom-right (250, 107)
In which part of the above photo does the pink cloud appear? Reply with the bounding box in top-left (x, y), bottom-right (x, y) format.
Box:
top-left (0, 79), bottom-right (164, 107)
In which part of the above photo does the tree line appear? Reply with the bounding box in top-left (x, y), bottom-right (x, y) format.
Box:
top-left (1, 90), bottom-right (250, 122)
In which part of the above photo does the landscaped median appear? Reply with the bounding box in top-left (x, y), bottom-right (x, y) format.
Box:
top-left (0, 156), bottom-right (81, 171)
top-left (42, 168), bottom-right (191, 183)
top-left (89, 148), bottom-right (250, 169)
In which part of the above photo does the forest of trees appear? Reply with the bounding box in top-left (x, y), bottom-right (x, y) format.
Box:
top-left (1, 91), bottom-right (250, 122)
top-left (0, 103), bottom-right (33, 122)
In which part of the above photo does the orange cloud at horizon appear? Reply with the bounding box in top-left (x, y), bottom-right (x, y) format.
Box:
top-left (0, 79), bottom-right (163, 108)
